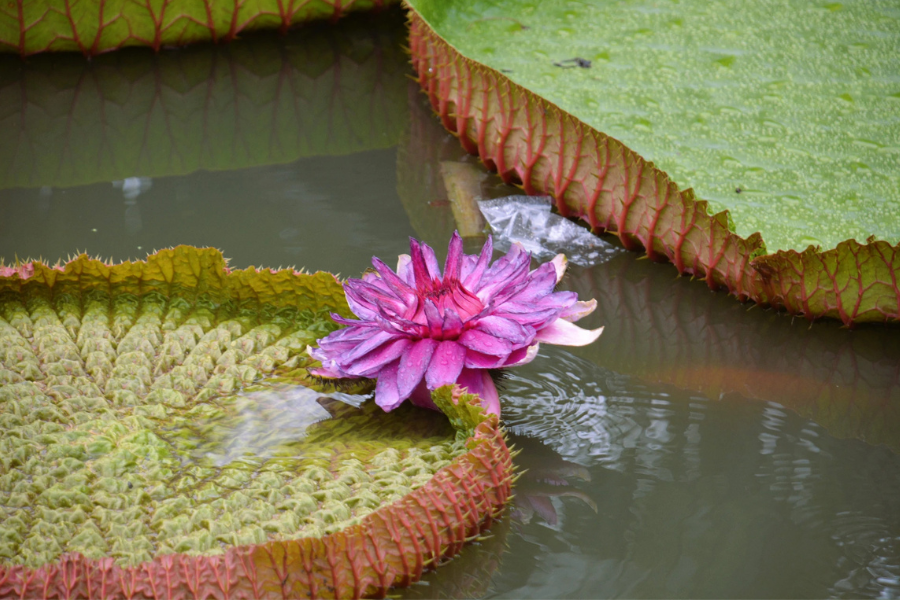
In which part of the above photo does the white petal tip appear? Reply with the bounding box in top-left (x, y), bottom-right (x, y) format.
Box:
top-left (562, 298), bottom-right (598, 322)
top-left (535, 319), bottom-right (604, 347)
top-left (551, 254), bottom-right (568, 283)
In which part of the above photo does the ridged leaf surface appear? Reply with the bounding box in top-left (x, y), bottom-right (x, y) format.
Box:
top-left (405, 1), bottom-right (900, 325)
top-left (0, 247), bottom-right (513, 597)
top-left (0, 0), bottom-right (398, 56)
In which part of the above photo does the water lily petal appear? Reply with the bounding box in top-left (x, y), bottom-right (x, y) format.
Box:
top-left (407, 379), bottom-right (438, 411)
top-left (420, 240), bottom-right (443, 280)
top-left (503, 343), bottom-right (539, 367)
top-left (533, 291), bottom-right (579, 311)
top-left (506, 262), bottom-right (557, 304)
top-left (491, 305), bottom-right (560, 329)
top-left (345, 279), bottom-right (407, 316)
top-left (449, 284), bottom-right (484, 321)
top-left (343, 329), bottom-right (400, 363)
top-left (371, 257), bottom-right (416, 303)
top-left (397, 338), bottom-right (438, 399)
top-left (534, 319), bottom-right (604, 346)
top-left (464, 349), bottom-right (508, 369)
top-left (425, 340), bottom-right (466, 389)
top-left (375, 360), bottom-right (403, 411)
top-left (476, 245), bottom-right (531, 302)
top-left (550, 254), bottom-right (568, 283)
top-left (456, 369), bottom-right (500, 416)
top-left (424, 299), bottom-right (444, 338)
top-left (441, 307), bottom-right (464, 339)
top-left (345, 337), bottom-right (412, 377)
top-left (443, 231), bottom-right (464, 282)
top-left (458, 329), bottom-right (514, 356)
top-left (474, 315), bottom-right (535, 346)
top-left (410, 238), bottom-right (433, 291)
top-left (462, 235), bottom-right (493, 289)
top-left (560, 299), bottom-right (597, 322)
top-left (396, 254), bottom-right (414, 285)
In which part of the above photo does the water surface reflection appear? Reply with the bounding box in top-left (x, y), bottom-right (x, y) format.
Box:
top-left (399, 87), bottom-right (900, 598)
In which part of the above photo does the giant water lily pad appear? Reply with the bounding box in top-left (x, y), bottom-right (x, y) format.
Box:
top-left (0, 247), bottom-right (511, 597)
top-left (0, 0), bottom-right (400, 56)
top-left (405, 0), bottom-right (900, 325)
top-left (407, 0), bottom-right (900, 254)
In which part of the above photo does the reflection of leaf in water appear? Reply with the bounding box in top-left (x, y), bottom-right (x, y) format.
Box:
top-left (186, 385), bottom-right (370, 466)
top-left (0, 12), bottom-right (408, 190)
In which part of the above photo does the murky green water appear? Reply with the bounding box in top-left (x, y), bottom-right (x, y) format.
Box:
top-left (2, 9), bottom-right (899, 598)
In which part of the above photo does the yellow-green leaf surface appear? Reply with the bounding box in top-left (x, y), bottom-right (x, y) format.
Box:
top-left (0, 0), bottom-right (399, 56)
top-left (0, 246), bottom-right (468, 569)
top-left (406, 0), bottom-right (900, 254)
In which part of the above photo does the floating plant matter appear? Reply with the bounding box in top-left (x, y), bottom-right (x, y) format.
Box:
top-left (0, 246), bottom-right (512, 598)
top-left (310, 232), bottom-right (604, 415)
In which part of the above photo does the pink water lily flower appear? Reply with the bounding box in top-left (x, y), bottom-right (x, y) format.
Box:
top-left (310, 232), bottom-right (603, 416)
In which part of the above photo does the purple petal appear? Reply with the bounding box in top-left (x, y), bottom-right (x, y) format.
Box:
top-left (456, 368), bottom-right (500, 416)
top-left (345, 337), bottom-right (412, 377)
top-left (534, 291), bottom-right (579, 311)
top-left (345, 279), bottom-right (407, 316)
top-left (491, 305), bottom-right (560, 329)
top-left (502, 343), bottom-right (539, 367)
top-left (344, 291), bottom-right (377, 320)
top-left (464, 349), bottom-right (508, 369)
top-left (443, 231), bottom-right (464, 281)
top-left (474, 315), bottom-right (534, 346)
top-left (420, 241), bottom-right (442, 280)
top-left (534, 319), bottom-right (604, 346)
top-left (424, 299), bottom-right (443, 338)
top-left (375, 360), bottom-right (404, 411)
top-left (410, 238), bottom-right (433, 291)
top-left (397, 338), bottom-right (438, 399)
top-left (560, 299), bottom-right (597, 323)
top-left (462, 235), bottom-right (493, 289)
top-left (396, 254), bottom-right (414, 285)
top-left (475, 246), bottom-right (532, 303)
top-left (449, 284), bottom-right (484, 321)
top-left (441, 307), bottom-right (463, 339)
top-left (309, 365), bottom-right (346, 379)
top-left (407, 379), bottom-right (439, 411)
top-left (425, 340), bottom-right (466, 389)
top-left (507, 262), bottom-right (557, 304)
top-left (458, 329), bottom-right (513, 356)
top-left (343, 329), bottom-right (399, 363)
top-left (371, 257), bottom-right (416, 303)
top-left (329, 313), bottom-right (368, 328)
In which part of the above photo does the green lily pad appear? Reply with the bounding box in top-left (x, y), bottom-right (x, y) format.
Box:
top-left (0, 0), bottom-right (400, 56)
top-left (407, 0), bottom-right (899, 254)
top-left (0, 247), bottom-right (481, 572)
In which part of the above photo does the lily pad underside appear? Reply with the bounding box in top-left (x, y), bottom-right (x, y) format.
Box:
top-left (0, 247), bottom-right (512, 599)
top-left (405, 0), bottom-right (900, 326)
top-left (0, 0), bottom-right (400, 56)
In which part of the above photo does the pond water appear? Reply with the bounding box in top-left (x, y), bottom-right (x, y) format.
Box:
top-left (2, 8), bottom-right (899, 598)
